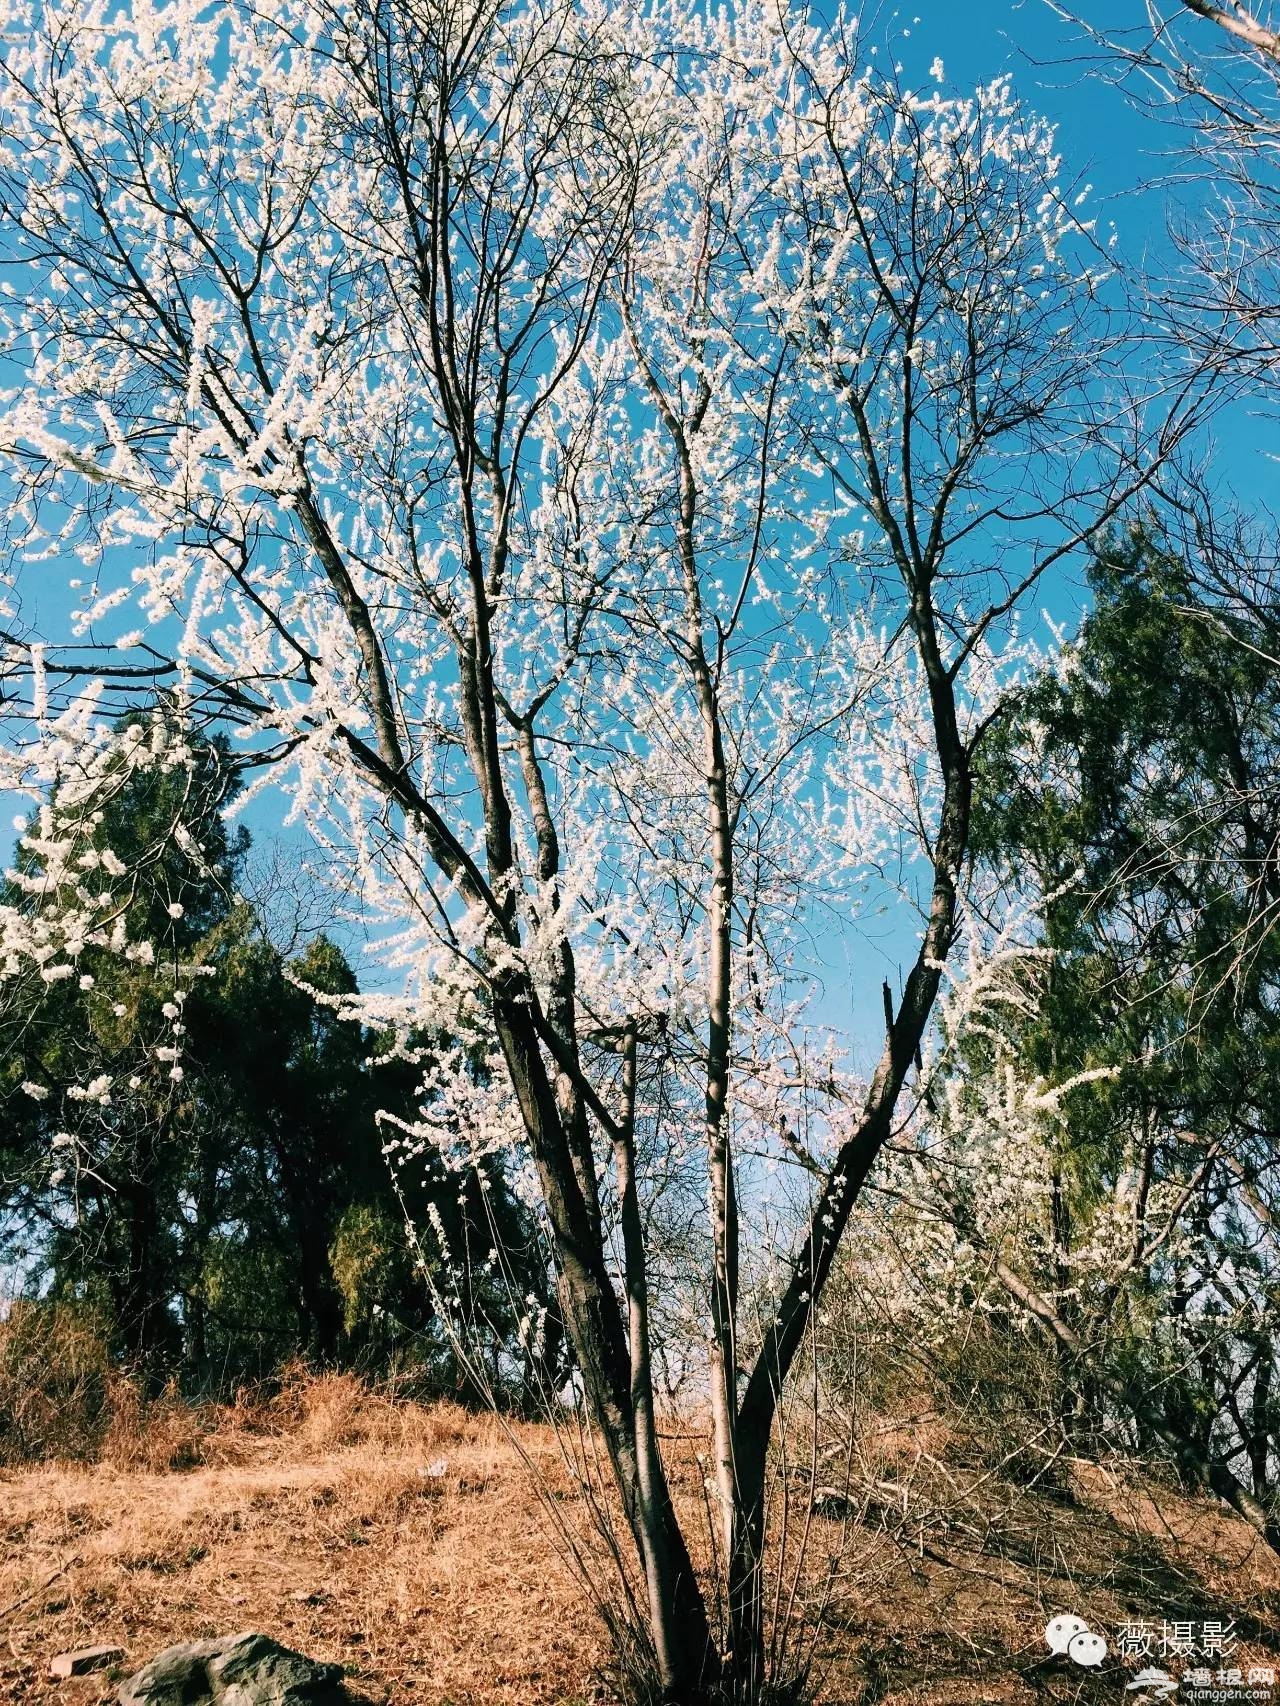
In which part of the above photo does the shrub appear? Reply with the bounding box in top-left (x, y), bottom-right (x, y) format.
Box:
top-left (0, 1298), bottom-right (114, 1463)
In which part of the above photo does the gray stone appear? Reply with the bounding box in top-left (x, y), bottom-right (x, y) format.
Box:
top-left (117, 1632), bottom-right (346, 1706)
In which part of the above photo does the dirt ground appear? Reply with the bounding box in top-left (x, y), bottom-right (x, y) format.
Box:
top-left (2, 1378), bottom-right (1278, 1706)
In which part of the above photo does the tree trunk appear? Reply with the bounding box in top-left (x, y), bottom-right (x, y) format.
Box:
top-left (121, 1119), bottom-right (168, 1395)
top-left (494, 995), bottom-right (722, 1702)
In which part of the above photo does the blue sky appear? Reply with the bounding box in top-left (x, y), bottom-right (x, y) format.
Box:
top-left (6, 0), bottom-right (1278, 1045)
top-left (902, 0), bottom-right (1181, 227)
top-left (788, 1), bottom-right (1280, 1057)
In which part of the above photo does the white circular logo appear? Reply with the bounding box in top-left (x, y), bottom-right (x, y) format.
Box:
top-left (1044, 1615), bottom-right (1108, 1667)
top-left (1045, 1615), bottom-right (1088, 1656)
top-left (1068, 1631), bottom-right (1108, 1668)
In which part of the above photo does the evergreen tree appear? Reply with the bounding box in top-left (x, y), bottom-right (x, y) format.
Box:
top-left (1, 713), bottom-right (546, 1397)
top-left (972, 525), bottom-right (1280, 1507)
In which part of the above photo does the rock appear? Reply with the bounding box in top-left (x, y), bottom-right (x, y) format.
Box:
top-left (117, 1632), bottom-right (346, 1706)
top-left (50, 1644), bottom-right (125, 1678)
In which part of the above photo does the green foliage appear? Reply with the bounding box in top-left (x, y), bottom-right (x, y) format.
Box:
top-left (330, 1202), bottom-right (408, 1337)
top-left (972, 522), bottom-right (1280, 1498)
top-left (0, 714), bottom-right (548, 1399)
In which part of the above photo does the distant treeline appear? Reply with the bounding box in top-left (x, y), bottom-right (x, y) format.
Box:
top-left (0, 737), bottom-right (551, 1399)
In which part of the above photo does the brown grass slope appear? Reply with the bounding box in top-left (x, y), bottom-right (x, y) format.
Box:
top-left (1, 1376), bottom-right (1277, 1706)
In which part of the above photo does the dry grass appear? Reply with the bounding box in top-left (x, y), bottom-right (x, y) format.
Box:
top-left (0, 1379), bottom-right (598, 1706)
top-left (1, 1377), bottom-right (1278, 1706)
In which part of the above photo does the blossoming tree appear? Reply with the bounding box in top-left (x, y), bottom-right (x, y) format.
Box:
top-left (0, 0), bottom-right (1188, 1694)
